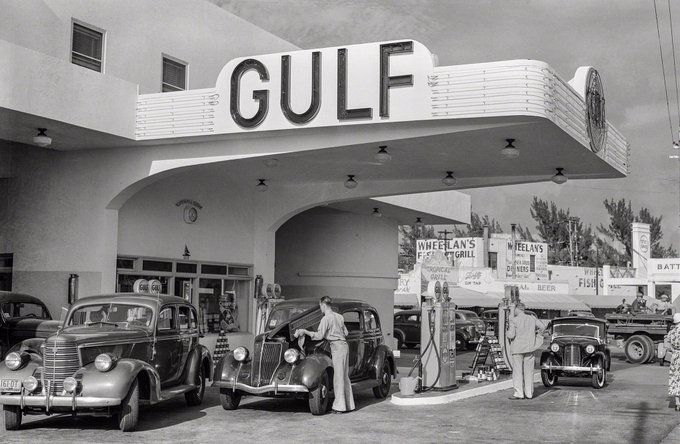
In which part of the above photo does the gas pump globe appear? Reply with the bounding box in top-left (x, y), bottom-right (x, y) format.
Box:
top-left (420, 280), bottom-right (457, 391)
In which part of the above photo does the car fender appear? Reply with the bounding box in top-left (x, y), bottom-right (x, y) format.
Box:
top-left (290, 353), bottom-right (332, 391)
top-left (78, 358), bottom-right (161, 403)
top-left (213, 352), bottom-right (243, 383)
top-left (182, 345), bottom-right (213, 385)
top-left (367, 344), bottom-right (396, 381)
top-left (0, 353), bottom-right (41, 382)
top-left (540, 350), bottom-right (557, 366)
top-left (588, 351), bottom-right (607, 367)
top-left (393, 328), bottom-right (406, 343)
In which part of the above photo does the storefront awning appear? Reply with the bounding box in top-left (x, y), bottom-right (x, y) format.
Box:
top-left (572, 294), bottom-right (660, 309)
top-left (394, 293), bottom-right (419, 307)
top-left (450, 287), bottom-right (501, 308)
top-left (489, 292), bottom-right (590, 311)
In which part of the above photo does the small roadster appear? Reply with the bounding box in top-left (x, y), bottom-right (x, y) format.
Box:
top-left (540, 317), bottom-right (611, 389)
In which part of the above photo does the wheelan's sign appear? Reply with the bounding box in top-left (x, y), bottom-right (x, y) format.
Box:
top-left (416, 238), bottom-right (484, 267)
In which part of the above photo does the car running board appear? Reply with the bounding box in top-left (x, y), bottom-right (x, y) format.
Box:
top-left (158, 384), bottom-right (197, 401)
top-left (350, 379), bottom-right (378, 392)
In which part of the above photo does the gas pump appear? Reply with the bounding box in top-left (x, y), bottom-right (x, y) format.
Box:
top-left (497, 285), bottom-right (520, 372)
top-left (419, 280), bottom-right (457, 391)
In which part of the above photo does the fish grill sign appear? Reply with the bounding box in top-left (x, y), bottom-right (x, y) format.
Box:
top-left (211, 40), bottom-right (434, 133)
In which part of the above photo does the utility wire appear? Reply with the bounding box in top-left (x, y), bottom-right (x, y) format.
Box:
top-left (669, 0), bottom-right (680, 132)
top-left (654, 0), bottom-right (676, 142)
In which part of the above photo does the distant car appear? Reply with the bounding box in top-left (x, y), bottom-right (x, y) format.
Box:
top-left (0, 292), bottom-right (59, 359)
top-left (0, 293), bottom-right (212, 431)
top-left (567, 310), bottom-right (595, 318)
top-left (393, 309), bottom-right (482, 351)
top-left (213, 298), bottom-right (395, 415)
top-left (480, 308), bottom-right (538, 323)
top-left (540, 317), bottom-right (611, 389)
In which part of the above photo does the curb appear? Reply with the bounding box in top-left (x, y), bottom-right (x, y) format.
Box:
top-left (390, 371), bottom-right (541, 406)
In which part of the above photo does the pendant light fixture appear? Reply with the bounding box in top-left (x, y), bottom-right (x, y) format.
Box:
top-left (551, 168), bottom-right (568, 184)
top-left (415, 217), bottom-right (424, 228)
top-left (372, 207), bottom-right (382, 218)
top-left (442, 171), bottom-right (456, 186)
top-left (500, 138), bottom-right (519, 159)
top-left (33, 128), bottom-right (52, 148)
top-left (256, 179), bottom-right (268, 192)
top-left (344, 175), bottom-right (358, 189)
top-left (375, 145), bottom-right (391, 164)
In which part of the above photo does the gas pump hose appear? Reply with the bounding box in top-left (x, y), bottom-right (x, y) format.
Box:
top-left (406, 311), bottom-right (442, 392)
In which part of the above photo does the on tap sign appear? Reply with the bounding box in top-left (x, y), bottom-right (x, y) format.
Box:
top-left (209, 40), bottom-right (434, 134)
top-left (416, 238), bottom-right (484, 267)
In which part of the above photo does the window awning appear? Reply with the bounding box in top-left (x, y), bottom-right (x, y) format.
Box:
top-left (489, 292), bottom-right (590, 311)
top-left (449, 287), bottom-right (501, 308)
top-left (572, 294), bottom-right (660, 309)
top-left (394, 293), bottom-right (419, 307)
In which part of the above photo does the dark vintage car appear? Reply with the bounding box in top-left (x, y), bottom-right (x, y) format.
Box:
top-left (540, 317), bottom-right (610, 389)
top-left (213, 298), bottom-right (395, 415)
top-left (567, 310), bottom-right (595, 318)
top-left (0, 292), bottom-right (60, 359)
top-left (0, 293), bottom-right (212, 431)
top-left (393, 309), bottom-right (483, 351)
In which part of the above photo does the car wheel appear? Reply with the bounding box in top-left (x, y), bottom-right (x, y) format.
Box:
top-left (117, 378), bottom-right (139, 432)
top-left (219, 389), bottom-right (242, 410)
top-left (624, 335), bottom-right (652, 364)
top-left (640, 336), bottom-right (655, 363)
top-left (395, 333), bottom-right (404, 349)
top-left (592, 359), bottom-right (606, 389)
top-left (540, 369), bottom-right (558, 388)
top-left (308, 371), bottom-right (331, 415)
top-left (372, 359), bottom-right (392, 399)
top-left (3, 405), bottom-right (21, 431)
top-left (185, 365), bottom-right (206, 406)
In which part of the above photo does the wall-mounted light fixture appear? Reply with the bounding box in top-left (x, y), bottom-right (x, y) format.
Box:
top-left (344, 175), bottom-right (358, 189)
top-left (372, 207), bottom-right (382, 218)
top-left (256, 179), bottom-right (268, 192)
top-left (375, 145), bottom-right (391, 164)
top-left (442, 171), bottom-right (456, 186)
top-left (33, 128), bottom-right (52, 148)
top-left (500, 138), bottom-right (519, 159)
top-left (551, 168), bottom-right (568, 184)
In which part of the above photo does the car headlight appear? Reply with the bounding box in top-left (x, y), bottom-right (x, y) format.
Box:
top-left (284, 348), bottom-right (300, 364)
top-left (63, 377), bottom-right (78, 393)
top-left (550, 343), bottom-right (560, 353)
top-left (94, 353), bottom-right (116, 372)
top-left (5, 352), bottom-right (24, 371)
top-left (233, 346), bottom-right (249, 362)
top-left (22, 376), bottom-right (39, 393)
top-left (585, 345), bottom-right (595, 354)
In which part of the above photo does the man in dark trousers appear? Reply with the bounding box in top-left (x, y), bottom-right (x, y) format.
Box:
top-left (507, 303), bottom-right (547, 400)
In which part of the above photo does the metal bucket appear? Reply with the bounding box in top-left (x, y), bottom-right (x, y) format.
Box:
top-left (399, 376), bottom-right (418, 396)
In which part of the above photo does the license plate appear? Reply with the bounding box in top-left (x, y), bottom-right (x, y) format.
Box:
top-left (0, 379), bottom-right (21, 393)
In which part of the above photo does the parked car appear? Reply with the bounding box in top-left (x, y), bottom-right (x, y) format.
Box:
top-left (0, 293), bottom-right (212, 431)
top-left (540, 317), bottom-right (610, 389)
top-left (213, 298), bottom-right (395, 415)
top-left (480, 308), bottom-right (538, 323)
top-left (0, 292), bottom-right (59, 359)
top-left (393, 309), bottom-right (482, 351)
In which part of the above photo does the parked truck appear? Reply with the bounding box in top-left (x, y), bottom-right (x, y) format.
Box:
top-left (605, 313), bottom-right (673, 364)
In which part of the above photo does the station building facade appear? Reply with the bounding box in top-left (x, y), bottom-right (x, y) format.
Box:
top-left (0, 0), bottom-right (629, 343)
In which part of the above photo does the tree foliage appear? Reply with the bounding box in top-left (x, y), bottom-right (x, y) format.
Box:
top-left (398, 224), bottom-right (436, 271)
top-left (452, 213), bottom-right (502, 237)
top-left (598, 198), bottom-right (677, 262)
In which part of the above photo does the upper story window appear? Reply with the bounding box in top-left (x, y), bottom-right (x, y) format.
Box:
top-left (162, 56), bottom-right (187, 92)
top-left (71, 22), bottom-right (104, 72)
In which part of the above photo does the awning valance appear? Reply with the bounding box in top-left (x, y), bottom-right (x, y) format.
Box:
top-left (449, 287), bottom-right (501, 308)
top-left (394, 293), bottom-right (419, 307)
top-left (489, 292), bottom-right (590, 311)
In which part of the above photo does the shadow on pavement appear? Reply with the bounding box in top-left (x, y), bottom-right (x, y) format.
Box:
top-left (239, 387), bottom-right (392, 414)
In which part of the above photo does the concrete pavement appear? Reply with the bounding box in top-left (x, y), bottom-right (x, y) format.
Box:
top-left (2, 351), bottom-right (678, 443)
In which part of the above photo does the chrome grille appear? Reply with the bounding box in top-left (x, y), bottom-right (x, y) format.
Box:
top-left (252, 342), bottom-right (284, 386)
top-left (564, 344), bottom-right (581, 367)
top-left (43, 338), bottom-right (80, 394)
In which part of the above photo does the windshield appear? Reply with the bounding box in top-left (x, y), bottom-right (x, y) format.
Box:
top-left (267, 306), bottom-right (310, 330)
top-left (1, 302), bottom-right (49, 319)
top-left (553, 323), bottom-right (600, 338)
top-left (69, 303), bottom-right (153, 329)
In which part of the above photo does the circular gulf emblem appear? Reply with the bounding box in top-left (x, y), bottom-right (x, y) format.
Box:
top-left (183, 206), bottom-right (198, 224)
top-left (586, 68), bottom-right (607, 153)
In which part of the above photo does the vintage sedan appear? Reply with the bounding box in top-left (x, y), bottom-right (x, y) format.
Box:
top-left (0, 292), bottom-right (59, 359)
top-left (0, 293), bottom-right (212, 431)
top-left (213, 298), bottom-right (396, 415)
top-left (540, 317), bottom-right (611, 389)
top-left (393, 309), bottom-right (482, 351)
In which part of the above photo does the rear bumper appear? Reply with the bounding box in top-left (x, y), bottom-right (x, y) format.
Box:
top-left (0, 391), bottom-right (120, 410)
top-left (541, 363), bottom-right (602, 373)
top-left (212, 380), bottom-right (308, 395)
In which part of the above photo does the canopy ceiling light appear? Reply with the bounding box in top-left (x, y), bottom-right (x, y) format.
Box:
top-left (256, 179), bottom-right (268, 192)
top-left (500, 138), bottom-right (519, 159)
top-left (674, 141), bottom-right (680, 150)
top-left (372, 207), bottom-right (382, 218)
top-left (344, 175), bottom-right (358, 189)
top-left (551, 168), bottom-right (568, 185)
top-left (415, 217), bottom-right (424, 228)
top-left (442, 171), bottom-right (456, 186)
top-left (33, 128), bottom-right (52, 148)
top-left (375, 145), bottom-right (391, 164)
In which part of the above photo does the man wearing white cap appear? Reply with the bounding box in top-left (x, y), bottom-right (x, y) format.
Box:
top-left (507, 303), bottom-right (547, 400)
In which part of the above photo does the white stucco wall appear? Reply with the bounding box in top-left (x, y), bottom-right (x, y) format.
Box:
top-left (117, 169), bottom-right (254, 264)
top-left (275, 207), bottom-right (399, 344)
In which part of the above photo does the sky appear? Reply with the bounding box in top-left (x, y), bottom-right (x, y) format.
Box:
top-left (213, 0), bottom-right (680, 251)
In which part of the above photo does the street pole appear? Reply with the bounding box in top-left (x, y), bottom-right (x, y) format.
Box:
top-left (567, 218), bottom-right (574, 266)
top-left (511, 223), bottom-right (517, 279)
top-left (595, 242), bottom-right (600, 295)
